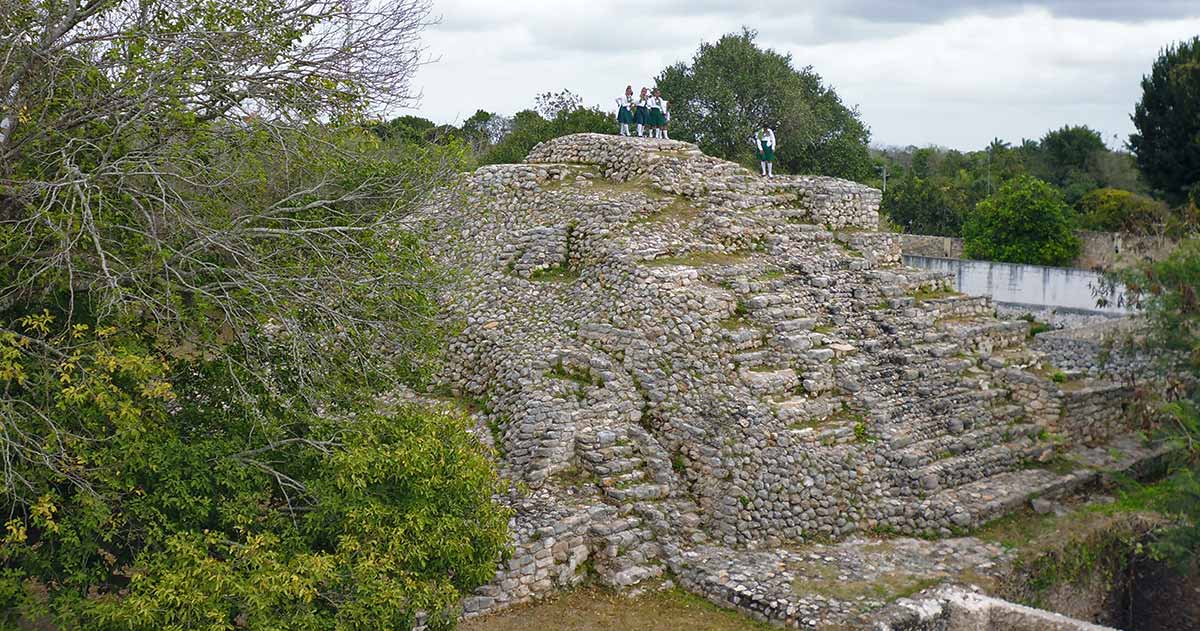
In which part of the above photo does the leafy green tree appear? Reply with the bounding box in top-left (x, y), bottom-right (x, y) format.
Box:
top-left (0, 1), bottom-right (509, 627)
top-left (461, 110), bottom-right (511, 155)
top-left (1036, 125), bottom-right (1108, 189)
top-left (1131, 36), bottom-right (1200, 204)
top-left (1108, 239), bottom-right (1200, 567)
top-left (376, 115), bottom-right (439, 144)
top-left (1075, 188), bottom-right (1170, 234)
top-left (963, 176), bottom-right (1081, 266)
top-left (655, 29), bottom-right (872, 181)
top-left (479, 95), bottom-right (611, 165)
top-left (881, 177), bottom-right (967, 237)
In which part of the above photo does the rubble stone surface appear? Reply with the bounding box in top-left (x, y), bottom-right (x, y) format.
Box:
top-left (407, 134), bottom-right (1160, 625)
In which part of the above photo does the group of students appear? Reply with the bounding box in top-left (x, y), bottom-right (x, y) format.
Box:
top-left (614, 86), bottom-right (778, 177)
top-left (615, 86), bottom-right (669, 138)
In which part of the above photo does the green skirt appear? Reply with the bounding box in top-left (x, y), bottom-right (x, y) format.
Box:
top-left (648, 109), bottom-right (667, 126)
top-left (756, 144), bottom-right (776, 162)
top-left (617, 106), bottom-right (634, 124)
top-left (634, 106), bottom-right (648, 125)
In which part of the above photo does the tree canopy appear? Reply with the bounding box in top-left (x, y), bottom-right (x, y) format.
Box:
top-left (962, 175), bottom-right (1081, 266)
top-left (656, 29), bottom-right (872, 181)
top-left (1131, 36), bottom-right (1200, 205)
top-left (0, 1), bottom-right (508, 627)
top-left (478, 90), bottom-right (612, 166)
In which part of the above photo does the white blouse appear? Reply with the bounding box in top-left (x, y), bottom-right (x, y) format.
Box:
top-left (616, 96), bottom-right (633, 109)
top-left (756, 129), bottom-right (777, 150)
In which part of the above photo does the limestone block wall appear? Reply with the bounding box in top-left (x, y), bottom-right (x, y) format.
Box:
top-left (462, 496), bottom-right (598, 619)
top-left (525, 133), bottom-right (880, 230)
top-left (777, 176), bottom-right (881, 230)
top-left (995, 368), bottom-right (1136, 446)
top-left (1033, 325), bottom-right (1153, 380)
top-left (1058, 384), bottom-right (1135, 445)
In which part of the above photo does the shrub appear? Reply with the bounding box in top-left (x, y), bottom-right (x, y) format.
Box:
top-left (963, 176), bottom-right (1081, 266)
top-left (881, 176), bottom-right (968, 237)
top-left (480, 106), bottom-right (612, 165)
top-left (1075, 188), bottom-right (1170, 234)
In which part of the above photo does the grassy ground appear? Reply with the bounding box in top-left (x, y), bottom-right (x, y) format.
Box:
top-left (460, 587), bottom-right (773, 631)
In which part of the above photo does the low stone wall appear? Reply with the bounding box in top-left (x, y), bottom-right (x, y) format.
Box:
top-left (1032, 320), bottom-right (1153, 380)
top-left (525, 133), bottom-right (880, 230)
top-left (1076, 230), bottom-right (1179, 271)
top-left (993, 368), bottom-right (1135, 446)
top-left (897, 231), bottom-right (1181, 271)
top-left (873, 586), bottom-right (1118, 631)
top-left (898, 233), bottom-right (964, 259)
top-left (461, 494), bottom-right (598, 619)
top-left (772, 176), bottom-right (881, 230)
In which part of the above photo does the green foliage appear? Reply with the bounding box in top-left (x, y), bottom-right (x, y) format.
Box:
top-left (655, 29), bottom-right (871, 181)
top-left (1109, 238), bottom-right (1200, 568)
top-left (1074, 188), bottom-right (1170, 234)
top-left (963, 176), bottom-right (1081, 266)
top-left (1035, 125), bottom-right (1107, 191)
top-left (0, 1), bottom-right (509, 627)
top-left (479, 102), bottom-right (611, 166)
top-left (1131, 36), bottom-right (1200, 204)
top-left (872, 127), bottom-right (1153, 237)
top-left (880, 176), bottom-right (968, 237)
top-left (0, 318), bottom-right (509, 630)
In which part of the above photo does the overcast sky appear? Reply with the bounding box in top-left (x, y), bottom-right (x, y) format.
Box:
top-left (408, 1), bottom-right (1200, 151)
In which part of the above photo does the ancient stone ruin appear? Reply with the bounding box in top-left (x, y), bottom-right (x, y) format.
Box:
top-left (408, 134), bottom-right (1165, 629)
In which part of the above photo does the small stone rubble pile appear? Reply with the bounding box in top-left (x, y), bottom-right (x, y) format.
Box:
top-left (408, 134), bottom-right (1162, 626)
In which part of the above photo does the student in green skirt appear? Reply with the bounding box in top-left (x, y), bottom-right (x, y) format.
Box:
top-left (648, 88), bottom-right (667, 138)
top-left (755, 124), bottom-right (777, 177)
top-left (635, 87), bottom-right (649, 137)
top-left (615, 85), bottom-right (634, 136)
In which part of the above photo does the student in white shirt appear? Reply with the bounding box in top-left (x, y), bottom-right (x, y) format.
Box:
top-left (635, 87), bottom-right (650, 137)
top-left (662, 99), bottom-right (671, 140)
top-left (755, 125), bottom-right (777, 177)
top-left (648, 88), bottom-right (667, 139)
top-left (615, 86), bottom-right (635, 137)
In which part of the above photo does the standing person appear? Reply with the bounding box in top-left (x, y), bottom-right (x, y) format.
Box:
top-left (615, 86), bottom-right (635, 137)
top-left (755, 124), bottom-right (777, 177)
top-left (635, 87), bottom-right (650, 137)
top-left (648, 88), bottom-right (667, 138)
top-left (662, 98), bottom-right (671, 140)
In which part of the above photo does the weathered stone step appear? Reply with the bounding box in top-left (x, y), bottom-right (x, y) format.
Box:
top-left (742, 292), bottom-right (792, 311)
top-left (732, 349), bottom-right (772, 368)
top-left (724, 326), bottom-right (764, 351)
top-left (739, 367), bottom-right (799, 396)
top-left (773, 317), bottom-right (817, 334)
top-left (938, 318), bottom-right (1029, 352)
top-left (908, 439), bottom-right (1045, 492)
top-left (894, 423), bottom-right (1042, 468)
top-left (601, 469), bottom-right (647, 487)
top-left (605, 482), bottom-right (670, 502)
top-left (751, 305), bottom-right (807, 322)
top-left (773, 396), bottom-right (838, 424)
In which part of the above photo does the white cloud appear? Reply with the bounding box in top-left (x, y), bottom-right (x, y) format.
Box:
top-left (408, 2), bottom-right (1200, 150)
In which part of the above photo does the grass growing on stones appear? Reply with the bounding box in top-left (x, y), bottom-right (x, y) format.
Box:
top-left (755, 269), bottom-right (787, 281)
top-left (907, 285), bottom-right (960, 302)
top-left (834, 239), bottom-right (864, 258)
top-left (547, 362), bottom-right (600, 387)
top-left (1018, 313), bottom-right (1053, 337)
top-left (718, 316), bottom-right (754, 331)
top-left (646, 251), bottom-right (752, 268)
top-left (634, 198), bottom-right (702, 225)
top-left (460, 586), bottom-right (776, 631)
top-left (973, 503), bottom-right (1165, 611)
top-left (530, 264), bottom-right (580, 282)
top-left (791, 563), bottom-right (941, 605)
